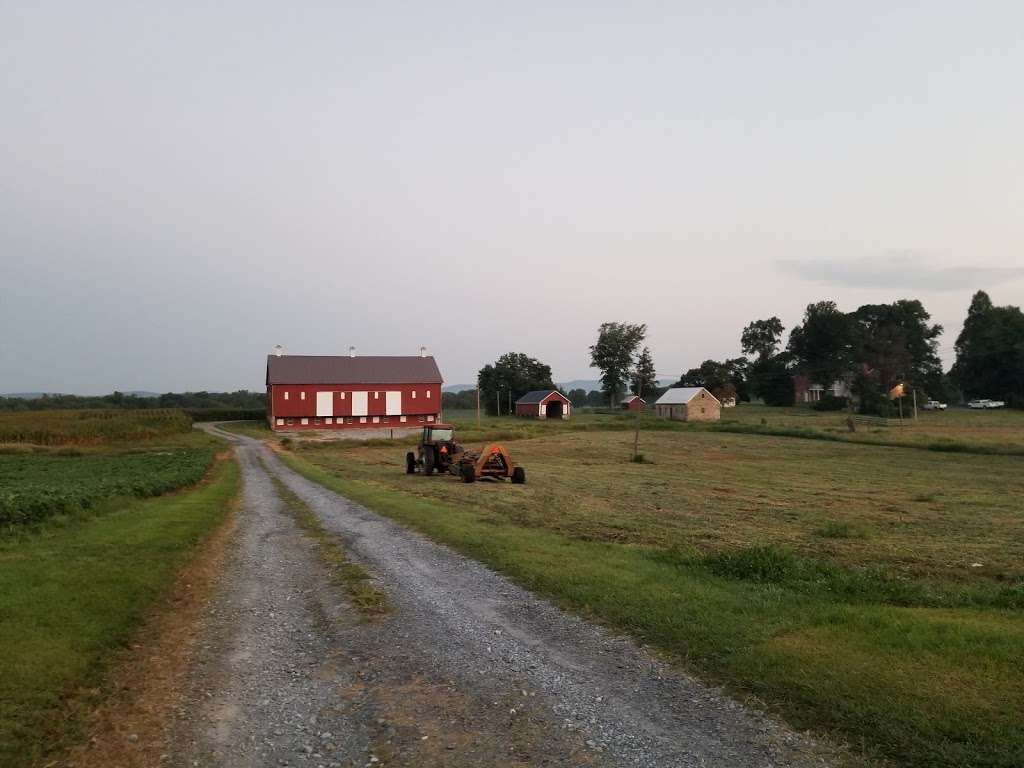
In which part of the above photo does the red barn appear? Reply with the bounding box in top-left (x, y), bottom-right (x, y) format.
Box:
top-left (514, 390), bottom-right (571, 419)
top-left (620, 394), bottom-right (646, 411)
top-left (266, 350), bottom-right (443, 431)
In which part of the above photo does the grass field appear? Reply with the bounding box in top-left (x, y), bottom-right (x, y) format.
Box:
top-left (0, 454), bottom-right (239, 767)
top-left (246, 408), bottom-right (1024, 768)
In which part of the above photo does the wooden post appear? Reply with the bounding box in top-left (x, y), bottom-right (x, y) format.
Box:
top-left (913, 388), bottom-right (918, 420)
top-left (476, 387), bottom-right (481, 428)
top-left (496, 389), bottom-right (501, 417)
top-left (898, 395), bottom-right (904, 425)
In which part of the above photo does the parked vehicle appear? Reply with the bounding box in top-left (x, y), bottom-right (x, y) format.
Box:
top-left (968, 399), bottom-right (1006, 409)
top-left (921, 400), bottom-right (947, 411)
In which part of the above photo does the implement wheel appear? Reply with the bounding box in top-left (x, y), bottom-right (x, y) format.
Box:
top-left (406, 451), bottom-right (416, 474)
top-left (460, 463), bottom-right (476, 483)
top-left (511, 466), bottom-right (526, 484)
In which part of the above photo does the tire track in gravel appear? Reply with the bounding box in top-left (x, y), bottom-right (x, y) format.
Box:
top-left (171, 426), bottom-right (833, 768)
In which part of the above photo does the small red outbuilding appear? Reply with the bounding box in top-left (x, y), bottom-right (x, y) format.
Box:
top-left (514, 390), bottom-right (571, 419)
top-left (620, 394), bottom-right (646, 411)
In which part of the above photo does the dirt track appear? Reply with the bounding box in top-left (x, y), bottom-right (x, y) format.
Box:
top-left (168, 426), bottom-right (830, 767)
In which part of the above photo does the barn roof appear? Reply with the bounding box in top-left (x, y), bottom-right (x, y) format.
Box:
top-left (515, 389), bottom-right (567, 404)
top-left (654, 387), bottom-right (717, 405)
top-left (620, 394), bottom-right (644, 403)
top-left (266, 355), bottom-right (442, 385)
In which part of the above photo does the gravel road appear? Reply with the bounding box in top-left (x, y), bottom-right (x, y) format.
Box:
top-left (170, 427), bottom-right (831, 768)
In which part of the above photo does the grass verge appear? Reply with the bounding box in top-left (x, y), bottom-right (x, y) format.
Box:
top-left (0, 456), bottom-right (240, 768)
top-left (278, 449), bottom-right (1024, 768)
top-left (265, 463), bottom-right (389, 618)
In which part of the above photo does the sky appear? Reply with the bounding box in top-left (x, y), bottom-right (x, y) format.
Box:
top-left (2, 1), bottom-right (1022, 393)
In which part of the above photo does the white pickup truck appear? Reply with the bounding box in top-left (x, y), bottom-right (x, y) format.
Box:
top-left (968, 399), bottom-right (1006, 409)
top-left (921, 400), bottom-right (947, 411)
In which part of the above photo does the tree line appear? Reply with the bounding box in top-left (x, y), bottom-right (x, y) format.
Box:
top-left (465, 290), bottom-right (1023, 414)
top-left (684, 290), bottom-right (1023, 411)
top-left (0, 390), bottom-right (267, 412)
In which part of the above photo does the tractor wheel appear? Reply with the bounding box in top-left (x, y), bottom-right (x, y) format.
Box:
top-left (460, 463), bottom-right (476, 483)
top-left (423, 448), bottom-right (435, 475)
top-left (511, 466), bottom-right (526, 484)
top-left (405, 452), bottom-right (416, 474)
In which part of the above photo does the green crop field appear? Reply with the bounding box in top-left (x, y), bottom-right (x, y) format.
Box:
top-left (0, 408), bottom-right (193, 446)
top-left (0, 447), bottom-right (217, 528)
top-left (0, 409), bottom-right (218, 531)
top-left (269, 408), bottom-right (1024, 768)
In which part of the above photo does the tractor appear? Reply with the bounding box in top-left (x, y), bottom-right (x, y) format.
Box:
top-left (405, 423), bottom-right (526, 484)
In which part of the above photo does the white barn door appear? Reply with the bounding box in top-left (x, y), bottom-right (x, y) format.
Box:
top-left (385, 391), bottom-right (401, 415)
top-left (316, 392), bottom-right (333, 417)
top-left (351, 391), bottom-right (368, 417)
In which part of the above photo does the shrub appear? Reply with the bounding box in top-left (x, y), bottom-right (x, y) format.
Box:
top-left (813, 394), bottom-right (849, 411)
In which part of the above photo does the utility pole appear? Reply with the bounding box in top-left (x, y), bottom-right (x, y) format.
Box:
top-left (496, 389), bottom-right (501, 417)
top-left (508, 389), bottom-right (512, 415)
top-left (912, 388), bottom-right (918, 420)
top-left (476, 386), bottom-right (480, 428)
top-left (633, 413), bottom-right (640, 461)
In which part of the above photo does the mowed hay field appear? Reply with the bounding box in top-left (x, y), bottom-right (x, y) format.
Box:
top-left (271, 410), bottom-right (1024, 768)
top-left (713, 402), bottom-right (1024, 454)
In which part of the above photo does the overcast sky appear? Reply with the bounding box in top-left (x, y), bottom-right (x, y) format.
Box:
top-left (2, 2), bottom-right (1022, 393)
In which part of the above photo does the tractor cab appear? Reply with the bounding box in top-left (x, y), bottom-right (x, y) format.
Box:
top-left (421, 424), bottom-right (455, 446)
top-left (408, 423), bottom-right (461, 475)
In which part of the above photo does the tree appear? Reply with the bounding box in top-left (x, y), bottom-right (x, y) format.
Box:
top-left (749, 353), bottom-right (795, 406)
top-left (677, 357), bottom-right (750, 401)
top-left (787, 301), bottom-right (855, 386)
top-left (477, 353), bottom-right (554, 415)
top-left (740, 317), bottom-right (784, 360)
top-left (631, 347), bottom-right (658, 399)
top-left (951, 291), bottom-right (1024, 407)
top-left (851, 300), bottom-right (942, 394)
top-left (711, 381), bottom-right (738, 404)
top-left (589, 322), bottom-right (647, 406)
top-left (585, 389), bottom-right (606, 407)
top-left (566, 388), bottom-right (589, 407)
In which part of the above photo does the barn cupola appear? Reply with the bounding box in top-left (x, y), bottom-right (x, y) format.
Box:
top-left (349, 346), bottom-right (356, 358)
top-left (273, 344), bottom-right (284, 357)
top-left (420, 346), bottom-right (427, 358)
